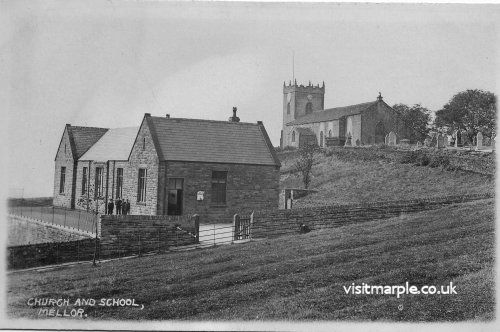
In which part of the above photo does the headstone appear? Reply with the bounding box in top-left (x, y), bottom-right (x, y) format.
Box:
top-left (385, 134), bottom-right (389, 145)
top-left (445, 135), bottom-right (451, 147)
top-left (355, 139), bottom-right (360, 146)
top-left (436, 133), bottom-right (445, 148)
top-left (476, 132), bottom-right (483, 150)
top-left (387, 131), bottom-right (397, 146)
top-left (416, 141), bottom-right (422, 148)
top-left (455, 130), bottom-right (462, 147)
top-left (424, 138), bottom-right (431, 147)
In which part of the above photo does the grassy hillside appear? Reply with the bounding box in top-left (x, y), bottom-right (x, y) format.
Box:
top-left (8, 199), bottom-right (494, 321)
top-left (280, 150), bottom-right (494, 208)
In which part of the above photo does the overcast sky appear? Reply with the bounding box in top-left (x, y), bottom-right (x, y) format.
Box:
top-left (1, 1), bottom-right (499, 197)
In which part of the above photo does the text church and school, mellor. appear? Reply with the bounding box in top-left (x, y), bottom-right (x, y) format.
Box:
top-left (53, 109), bottom-right (281, 222)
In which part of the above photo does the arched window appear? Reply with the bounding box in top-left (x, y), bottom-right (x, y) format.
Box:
top-left (305, 102), bottom-right (313, 114)
top-left (291, 131), bottom-right (296, 142)
top-left (328, 130), bottom-right (332, 137)
top-left (320, 131), bottom-right (324, 147)
top-left (287, 102), bottom-right (290, 115)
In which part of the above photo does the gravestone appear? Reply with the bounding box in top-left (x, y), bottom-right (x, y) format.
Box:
top-left (445, 135), bottom-right (451, 147)
top-left (416, 141), bottom-right (422, 148)
top-left (436, 133), bottom-right (445, 148)
top-left (355, 139), bottom-right (361, 146)
top-left (455, 130), bottom-right (463, 147)
top-left (385, 134), bottom-right (389, 145)
top-left (476, 132), bottom-right (483, 150)
top-left (424, 138), bottom-right (431, 147)
top-left (387, 131), bottom-right (397, 146)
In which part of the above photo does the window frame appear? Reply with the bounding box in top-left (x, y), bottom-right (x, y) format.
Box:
top-left (137, 168), bottom-right (147, 203)
top-left (116, 167), bottom-right (124, 199)
top-left (81, 167), bottom-right (88, 195)
top-left (59, 166), bottom-right (66, 194)
top-left (211, 171), bottom-right (228, 205)
top-left (94, 166), bottom-right (104, 199)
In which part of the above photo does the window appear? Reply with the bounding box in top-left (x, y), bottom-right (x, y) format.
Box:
top-left (142, 137), bottom-right (146, 150)
top-left (116, 168), bottom-right (123, 198)
top-left (286, 102), bottom-right (290, 115)
top-left (137, 168), bottom-right (147, 203)
top-left (292, 131), bottom-right (296, 142)
top-left (81, 167), bottom-right (88, 195)
top-left (305, 102), bottom-right (313, 114)
top-left (167, 178), bottom-right (184, 215)
top-left (59, 167), bottom-right (66, 194)
top-left (211, 171), bottom-right (227, 204)
top-left (95, 167), bottom-right (104, 199)
top-left (329, 130), bottom-right (332, 138)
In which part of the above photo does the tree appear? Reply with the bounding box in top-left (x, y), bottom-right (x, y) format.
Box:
top-left (434, 89), bottom-right (496, 141)
top-left (294, 143), bottom-right (318, 189)
top-left (392, 103), bottom-right (432, 143)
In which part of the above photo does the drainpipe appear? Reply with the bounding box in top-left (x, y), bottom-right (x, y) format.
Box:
top-left (105, 161), bottom-right (109, 214)
top-left (87, 161), bottom-right (91, 212)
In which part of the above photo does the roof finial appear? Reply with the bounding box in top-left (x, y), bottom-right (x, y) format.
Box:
top-left (377, 92), bottom-right (383, 101)
top-left (229, 107), bottom-right (240, 122)
top-left (322, 81), bottom-right (325, 88)
top-left (294, 78), bottom-right (297, 86)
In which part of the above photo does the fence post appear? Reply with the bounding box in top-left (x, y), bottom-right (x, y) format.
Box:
top-left (64, 210), bottom-right (67, 228)
top-left (157, 229), bottom-right (161, 253)
top-left (77, 210), bottom-right (81, 231)
top-left (249, 211), bottom-right (254, 240)
top-left (138, 234), bottom-right (142, 257)
top-left (233, 214), bottom-right (240, 242)
top-left (52, 206), bottom-right (54, 224)
top-left (193, 214), bottom-right (200, 244)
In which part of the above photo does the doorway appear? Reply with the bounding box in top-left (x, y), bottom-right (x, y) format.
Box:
top-left (167, 178), bottom-right (183, 215)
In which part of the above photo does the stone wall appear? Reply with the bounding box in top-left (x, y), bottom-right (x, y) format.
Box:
top-left (252, 193), bottom-right (493, 239)
top-left (8, 238), bottom-right (96, 269)
top-left (99, 214), bottom-right (199, 258)
top-left (160, 162), bottom-right (280, 223)
top-left (53, 126), bottom-right (75, 209)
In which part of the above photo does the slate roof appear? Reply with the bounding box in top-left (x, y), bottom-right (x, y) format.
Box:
top-left (67, 126), bottom-right (109, 159)
top-left (148, 116), bottom-right (280, 166)
top-left (286, 101), bottom-right (378, 126)
top-left (79, 127), bottom-right (139, 162)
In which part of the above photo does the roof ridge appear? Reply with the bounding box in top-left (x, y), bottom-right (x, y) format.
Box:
top-left (150, 116), bottom-right (259, 126)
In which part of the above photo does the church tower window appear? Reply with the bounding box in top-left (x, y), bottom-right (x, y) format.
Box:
top-left (291, 131), bottom-right (296, 142)
top-left (305, 102), bottom-right (313, 114)
top-left (287, 102), bottom-right (290, 115)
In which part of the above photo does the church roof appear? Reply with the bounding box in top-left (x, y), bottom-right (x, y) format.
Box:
top-left (148, 116), bottom-right (280, 166)
top-left (67, 126), bottom-right (109, 159)
top-left (79, 127), bottom-right (139, 162)
top-left (286, 101), bottom-right (378, 126)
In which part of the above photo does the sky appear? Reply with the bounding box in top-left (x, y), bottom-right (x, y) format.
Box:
top-left (1, 1), bottom-right (499, 197)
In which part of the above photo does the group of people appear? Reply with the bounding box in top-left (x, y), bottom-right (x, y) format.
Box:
top-left (107, 198), bottom-right (130, 215)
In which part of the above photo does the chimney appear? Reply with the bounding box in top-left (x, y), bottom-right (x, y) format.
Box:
top-left (229, 107), bottom-right (240, 122)
top-left (165, 114), bottom-right (170, 119)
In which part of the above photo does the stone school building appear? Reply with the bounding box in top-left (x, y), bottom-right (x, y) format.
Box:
top-left (53, 111), bottom-right (281, 223)
top-left (281, 81), bottom-right (412, 148)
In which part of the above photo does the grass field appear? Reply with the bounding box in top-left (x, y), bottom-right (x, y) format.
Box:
top-left (280, 152), bottom-right (494, 208)
top-left (7, 199), bottom-right (494, 321)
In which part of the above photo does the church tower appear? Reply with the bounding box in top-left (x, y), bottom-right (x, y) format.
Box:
top-left (281, 80), bottom-right (325, 148)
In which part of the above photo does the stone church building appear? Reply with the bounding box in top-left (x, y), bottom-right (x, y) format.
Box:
top-left (280, 81), bottom-right (411, 148)
top-left (53, 110), bottom-right (281, 223)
